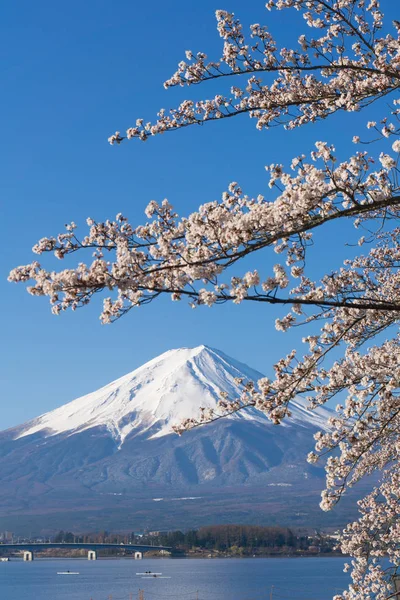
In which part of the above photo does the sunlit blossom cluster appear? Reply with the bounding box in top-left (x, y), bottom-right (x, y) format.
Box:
top-left (108, 0), bottom-right (400, 144)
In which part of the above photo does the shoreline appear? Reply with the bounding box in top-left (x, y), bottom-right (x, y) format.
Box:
top-left (1, 553), bottom-right (347, 560)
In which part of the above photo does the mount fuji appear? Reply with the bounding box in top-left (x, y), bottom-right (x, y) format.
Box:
top-left (0, 346), bottom-right (353, 534)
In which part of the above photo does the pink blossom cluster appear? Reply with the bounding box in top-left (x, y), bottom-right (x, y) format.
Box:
top-left (108, 1), bottom-right (400, 144)
top-left (9, 145), bottom-right (399, 321)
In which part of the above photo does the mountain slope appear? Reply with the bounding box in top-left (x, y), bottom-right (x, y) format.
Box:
top-left (0, 346), bottom-right (350, 534)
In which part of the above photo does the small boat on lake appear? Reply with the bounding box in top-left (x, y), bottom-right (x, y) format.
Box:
top-left (0, 558), bottom-right (9, 562)
top-left (57, 571), bottom-right (79, 575)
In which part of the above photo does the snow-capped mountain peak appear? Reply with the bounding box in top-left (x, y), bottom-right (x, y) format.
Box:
top-left (15, 345), bottom-right (330, 446)
top-left (0, 346), bottom-right (342, 533)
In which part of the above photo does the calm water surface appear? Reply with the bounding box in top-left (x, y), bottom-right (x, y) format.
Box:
top-left (0, 557), bottom-right (350, 600)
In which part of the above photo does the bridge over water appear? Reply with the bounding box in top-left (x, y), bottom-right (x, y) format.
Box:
top-left (0, 542), bottom-right (171, 561)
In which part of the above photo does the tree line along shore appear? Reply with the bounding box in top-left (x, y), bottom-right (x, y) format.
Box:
top-left (1, 525), bottom-right (341, 558)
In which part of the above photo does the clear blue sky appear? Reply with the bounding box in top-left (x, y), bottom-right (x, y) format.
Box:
top-left (1, 1), bottom-right (397, 429)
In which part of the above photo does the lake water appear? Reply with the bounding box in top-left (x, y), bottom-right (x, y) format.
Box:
top-left (0, 557), bottom-right (350, 600)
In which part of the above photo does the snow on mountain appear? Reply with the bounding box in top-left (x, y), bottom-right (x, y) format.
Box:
top-left (15, 345), bottom-right (330, 446)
